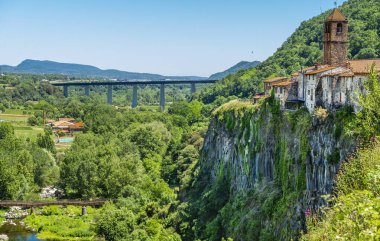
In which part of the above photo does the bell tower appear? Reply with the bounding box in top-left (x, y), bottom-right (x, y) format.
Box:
top-left (323, 9), bottom-right (348, 66)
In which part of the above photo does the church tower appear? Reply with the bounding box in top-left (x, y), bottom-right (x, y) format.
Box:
top-left (323, 9), bottom-right (348, 66)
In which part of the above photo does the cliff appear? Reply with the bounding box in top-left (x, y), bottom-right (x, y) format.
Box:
top-left (190, 99), bottom-right (356, 241)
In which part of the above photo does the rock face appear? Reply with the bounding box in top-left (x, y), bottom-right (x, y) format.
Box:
top-left (195, 101), bottom-right (355, 240)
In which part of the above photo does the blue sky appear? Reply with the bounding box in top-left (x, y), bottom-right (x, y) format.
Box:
top-left (0, 0), bottom-right (345, 76)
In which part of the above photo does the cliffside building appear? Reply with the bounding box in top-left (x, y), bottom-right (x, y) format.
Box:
top-left (262, 8), bottom-right (380, 112)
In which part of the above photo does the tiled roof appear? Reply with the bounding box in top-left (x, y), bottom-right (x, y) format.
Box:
top-left (303, 66), bottom-right (316, 71)
top-left (306, 66), bottom-right (337, 75)
top-left (53, 121), bottom-right (74, 128)
top-left (253, 94), bottom-right (270, 99)
top-left (263, 77), bottom-right (287, 83)
top-left (272, 80), bottom-right (292, 87)
top-left (69, 122), bottom-right (84, 129)
top-left (326, 9), bottom-right (347, 22)
top-left (348, 59), bottom-right (380, 74)
top-left (59, 118), bottom-right (75, 122)
top-left (322, 69), bottom-right (354, 77)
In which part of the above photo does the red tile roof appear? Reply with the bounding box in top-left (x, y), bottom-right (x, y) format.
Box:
top-left (69, 122), bottom-right (84, 130)
top-left (59, 118), bottom-right (75, 122)
top-left (263, 77), bottom-right (288, 83)
top-left (348, 59), bottom-right (380, 74)
top-left (53, 121), bottom-right (73, 128)
top-left (306, 66), bottom-right (337, 75)
top-left (272, 80), bottom-right (292, 87)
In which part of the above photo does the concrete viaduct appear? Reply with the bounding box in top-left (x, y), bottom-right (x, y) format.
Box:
top-left (51, 79), bottom-right (217, 110)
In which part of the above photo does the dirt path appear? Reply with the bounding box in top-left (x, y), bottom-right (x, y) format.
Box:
top-left (0, 114), bottom-right (30, 117)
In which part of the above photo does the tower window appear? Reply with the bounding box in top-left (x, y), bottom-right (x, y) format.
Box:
top-left (337, 23), bottom-right (343, 33)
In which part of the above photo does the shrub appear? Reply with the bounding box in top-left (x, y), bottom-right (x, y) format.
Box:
top-left (313, 107), bottom-right (328, 120)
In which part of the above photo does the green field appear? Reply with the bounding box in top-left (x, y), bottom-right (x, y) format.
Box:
top-left (0, 114), bottom-right (29, 122)
top-left (3, 108), bottom-right (35, 115)
top-left (0, 109), bottom-right (46, 140)
top-left (13, 126), bottom-right (44, 140)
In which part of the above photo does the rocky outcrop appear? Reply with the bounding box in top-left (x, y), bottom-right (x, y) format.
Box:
top-left (195, 100), bottom-right (355, 240)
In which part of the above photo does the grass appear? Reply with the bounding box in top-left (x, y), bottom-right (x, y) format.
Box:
top-left (3, 108), bottom-right (35, 115)
top-left (24, 206), bottom-right (99, 241)
top-left (212, 100), bottom-right (258, 117)
top-left (0, 109), bottom-right (45, 140)
top-left (0, 209), bottom-right (6, 223)
top-left (14, 126), bottom-right (44, 140)
top-left (0, 114), bottom-right (29, 122)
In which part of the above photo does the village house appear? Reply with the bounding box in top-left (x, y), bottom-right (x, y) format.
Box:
top-left (260, 8), bottom-right (380, 112)
top-left (48, 118), bottom-right (84, 133)
top-left (253, 77), bottom-right (288, 104)
top-left (263, 77), bottom-right (288, 95)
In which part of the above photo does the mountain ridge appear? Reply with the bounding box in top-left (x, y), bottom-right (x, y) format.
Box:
top-left (208, 60), bottom-right (260, 80)
top-left (0, 59), bottom-right (206, 80)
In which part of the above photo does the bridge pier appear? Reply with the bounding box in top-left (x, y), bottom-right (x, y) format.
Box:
top-left (160, 84), bottom-right (165, 111)
top-left (191, 83), bottom-right (196, 96)
top-left (84, 86), bottom-right (90, 96)
top-left (107, 86), bottom-right (113, 105)
top-left (82, 206), bottom-right (87, 216)
top-left (63, 86), bottom-right (68, 97)
top-left (132, 86), bottom-right (138, 108)
top-left (30, 207), bottom-right (34, 215)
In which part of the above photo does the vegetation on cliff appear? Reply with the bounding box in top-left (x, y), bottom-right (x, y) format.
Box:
top-left (302, 141), bottom-right (380, 240)
top-left (183, 95), bottom-right (316, 241)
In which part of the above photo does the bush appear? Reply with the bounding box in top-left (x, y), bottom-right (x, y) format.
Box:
top-left (313, 107), bottom-right (328, 120)
top-left (28, 116), bottom-right (40, 126)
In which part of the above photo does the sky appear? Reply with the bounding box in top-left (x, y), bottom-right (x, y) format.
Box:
top-left (0, 0), bottom-right (346, 77)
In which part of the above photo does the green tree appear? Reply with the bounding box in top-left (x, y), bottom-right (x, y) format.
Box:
top-left (0, 122), bottom-right (14, 140)
top-left (37, 129), bottom-right (56, 153)
top-left (349, 64), bottom-right (380, 140)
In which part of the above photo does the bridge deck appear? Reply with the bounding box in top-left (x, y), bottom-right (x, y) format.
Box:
top-left (50, 79), bottom-right (217, 86)
top-left (0, 199), bottom-right (109, 208)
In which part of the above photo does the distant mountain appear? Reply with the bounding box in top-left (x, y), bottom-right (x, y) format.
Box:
top-left (0, 59), bottom-right (206, 80)
top-left (209, 61), bottom-right (260, 80)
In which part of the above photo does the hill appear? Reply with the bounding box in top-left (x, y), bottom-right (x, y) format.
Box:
top-left (200, 0), bottom-right (380, 104)
top-left (0, 59), bottom-right (206, 80)
top-left (208, 61), bottom-right (260, 80)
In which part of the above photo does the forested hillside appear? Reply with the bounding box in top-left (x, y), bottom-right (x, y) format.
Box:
top-left (208, 61), bottom-right (260, 80)
top-left (200, 0), bottom-right (380, 104)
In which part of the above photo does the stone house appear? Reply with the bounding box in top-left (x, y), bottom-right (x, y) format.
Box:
top-left (272, 79), bottom-right (292, 108)
top-left (263, 77), bottom-right (288, 95)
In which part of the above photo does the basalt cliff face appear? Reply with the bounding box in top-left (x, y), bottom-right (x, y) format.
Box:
top-left (192, 101), bottom-right (356, 241)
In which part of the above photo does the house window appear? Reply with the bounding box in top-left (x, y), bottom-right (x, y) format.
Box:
top-left (311, 89), bottom-right (314, 101)
top-left (308, 90), bottom-right (310, 95)
top-left (337, 23), bottom-right (343, 34)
